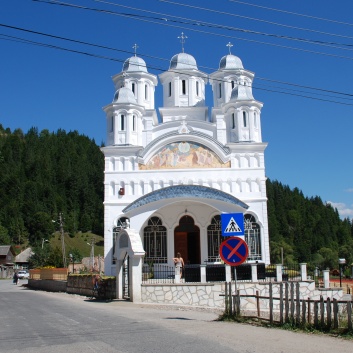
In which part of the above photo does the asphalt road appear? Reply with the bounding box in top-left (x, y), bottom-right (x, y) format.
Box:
top-left (0, 280), bottom-right (352, 353)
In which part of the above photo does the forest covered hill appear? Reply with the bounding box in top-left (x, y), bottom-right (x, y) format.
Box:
top-left (0, 125), bottom-right (352, 268)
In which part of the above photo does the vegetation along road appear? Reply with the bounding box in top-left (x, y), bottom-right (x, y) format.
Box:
top-left (0, 280), bottom-right (352, 353)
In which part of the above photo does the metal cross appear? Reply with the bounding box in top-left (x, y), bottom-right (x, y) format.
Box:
top-left (132, 43), bottom-right (139, 57)
top-left (226, 42), bottom-right (233, 55)
top-left (178, 32), bottom-right (188, 53)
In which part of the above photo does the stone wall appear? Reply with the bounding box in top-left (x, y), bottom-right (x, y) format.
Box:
top-left (141, 281), bottom-right (344, 310)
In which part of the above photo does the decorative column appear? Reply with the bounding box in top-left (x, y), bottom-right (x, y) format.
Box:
top-left (200, 265), bottom-right (206, 283)
top-left (323, 269), bottom-right (330, 288)
top-left (300, 263), bottom-right (307, 281)
top-left (251, 263), bottom-right (258, 282)
top-left (276, 264), bottom-right (283, 282)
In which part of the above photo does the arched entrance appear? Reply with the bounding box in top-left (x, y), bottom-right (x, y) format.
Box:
top-left (174, 215), bottom-right (200, 265)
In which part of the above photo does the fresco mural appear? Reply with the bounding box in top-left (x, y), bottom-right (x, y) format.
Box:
top-left (139, 141), bottom-right (230, 170)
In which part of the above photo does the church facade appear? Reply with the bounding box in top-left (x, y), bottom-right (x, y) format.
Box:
top-left (101, 42), bottom-right (270, 277)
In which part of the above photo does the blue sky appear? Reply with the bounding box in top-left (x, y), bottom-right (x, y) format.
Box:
top-left (1, 0), bottom-right (353, 219)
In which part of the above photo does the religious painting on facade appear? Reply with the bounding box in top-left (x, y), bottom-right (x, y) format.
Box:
top-left (139, 142), bottom-right (230, 170)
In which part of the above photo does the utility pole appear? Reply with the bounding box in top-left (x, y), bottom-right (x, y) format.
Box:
top-left (59, 213), bottom-right (67, 268)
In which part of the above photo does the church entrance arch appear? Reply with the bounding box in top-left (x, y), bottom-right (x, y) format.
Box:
top-left (174, 216), bottom-right (200, 265)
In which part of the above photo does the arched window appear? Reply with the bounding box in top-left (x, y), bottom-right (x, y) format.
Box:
top-left (131, 83), bottom-right (135, 94)
top-left (168, 82), bottom-right (172, 97)
top-left (112, 217), bottom-right (130, 264)
top-left (231, 80), bottom-right (235, 89)
top-left (207, 215), bottom-right (222, 262)
top-left (120, 115), bottom-right (125, 131)
top-left (244, 214), bottom-right (261, 260)
top-left (145, 84), bottom-right (148, 100)
top-left (182, 80), bottom-right (186, 95)
top-left (232, 113), bottom-right (236, 129)
top-left (144, 217), bottom-right (167, 263)
top-left (196, 81), bottom-right (199, 96)
top-left (132, 115), bottom-right (136, 131)
top-left (243, 111), bottom-right (247, 127)
top-left (219, 83), bottom-right (222, 98)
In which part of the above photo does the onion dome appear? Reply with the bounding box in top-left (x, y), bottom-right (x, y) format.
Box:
top-left (219, 54), bottom-right (243, 70)
top-left (113, 87), bottom-right (137, 104)
top-left (170, 52), bottom-right (198, 70)
top-left (122, 56), bottom-right (148, 73)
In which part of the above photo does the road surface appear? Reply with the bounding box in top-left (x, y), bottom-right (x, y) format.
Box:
top-left (0, 280), bottom-right (351, 352)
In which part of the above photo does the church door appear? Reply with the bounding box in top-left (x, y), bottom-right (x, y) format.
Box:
top-left (174, 216), bottom-right (200, 265)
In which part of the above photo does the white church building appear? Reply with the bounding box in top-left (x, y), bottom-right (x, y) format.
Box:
top-left (101, 39), bottom-right (270, 288)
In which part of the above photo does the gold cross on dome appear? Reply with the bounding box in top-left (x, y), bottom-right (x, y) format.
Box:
top-left (226, 42), bottom-right (233, 55)
top-left (178, 32), bottom-right (188, 53)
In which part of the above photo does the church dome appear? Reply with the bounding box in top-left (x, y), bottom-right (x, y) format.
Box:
top-left (113, 87), bottom-right (137, 104)
top-left (122, 56), bottom-right (148, 72)
top-left (170, 52), bottom-right (198, 70)
top-left (219, 54), bottom-right (243, 70)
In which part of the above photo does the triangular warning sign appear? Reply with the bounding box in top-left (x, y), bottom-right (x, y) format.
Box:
top-left (224, 217), bottom-right (242, 233)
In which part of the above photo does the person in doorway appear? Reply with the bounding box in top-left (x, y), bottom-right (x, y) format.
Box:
top-left (173, 252), bottom-right (185, 279)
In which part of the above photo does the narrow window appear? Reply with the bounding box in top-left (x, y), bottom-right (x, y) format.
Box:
top-left (110, 116), bottom-right (114, 132)
top-left (132, 115), bottom-right (136, 131)
top-left (254, 112), bottom-right (257, 128)
top-left (219, 83), bottom-right (222, 98)
top-left (232, 113), bottom-right (235, 129)
top-left (168, 82), bottom-right (172, 97)
top-left (231, 81), bottom-right (235, 89)
top-left (145, 84), bottom-right (148, 100)
top-left (182, 80), bottom-right (186, 95)
top-left (131, 83), bottom-right (135, 94)
top-left (121, 115), bottom-right (125, 131)
top-left (243, 111), bottom-right (247, 127)
top-left (196, 81), bottom-right (199, 96)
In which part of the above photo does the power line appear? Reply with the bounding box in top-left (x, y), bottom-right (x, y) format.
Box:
top-left (2, 25), bottom-right (353, 99)
top-left (159, 0), bottom-right (353, 40)
top-left (31, 0), bottom-right (353, 62)
top-left (228, 0), bottom-right (353, 27)
top-left (92, 0), bottom-right (353, 50)
top-left (2, 31), bottom-right (353, 106)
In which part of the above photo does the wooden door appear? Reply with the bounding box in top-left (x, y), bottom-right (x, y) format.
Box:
top-left (174, 232), bottom-right (188, 264)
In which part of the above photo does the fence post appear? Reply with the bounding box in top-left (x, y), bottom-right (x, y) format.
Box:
top-left (200, 265), bottom-right (206, 283)
top-left (280, 283), bottom-right (283, 324)
top-left (347, 301), bottom-right (352, 331)
top-left (251, 263), bottom-right (258, 282)
top-left (276, 264), bottom-right (282, 282)
top-left (320, 296), bottom-right (325, 328)
top-left (308, 298), bottom-right (311, 325)
top-left (256, 290), bottom-right (260, 318)
top-left (302, 299), bottom-right (306, 326)
top-left (229, 282), bottom-right (233, 315)
top-left (290, 282), bottom-right (295, 320)
top-left (296, 282), bottom-right (300, 325)
top-left (314, 301), bottom-right (318, 327)
top-left (323, 269), bottom-right (330, 288)
top-left (326, 297), bottom-right (331, 328)
top-left (285, 282), bottom-right (289, 323)
top-left (269, 282), bottom-right (273, 325)
top-left (300, 263), bottom-right (307, 281)
top-left (333, 298), bottom-right (338, 329)
top-left (225, 264), bottom-right (232, 283)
